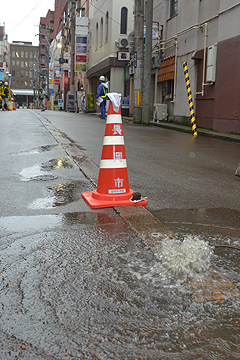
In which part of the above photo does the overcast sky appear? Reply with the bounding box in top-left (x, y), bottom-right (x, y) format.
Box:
top-left (0, 0), bottom-right (55, 46)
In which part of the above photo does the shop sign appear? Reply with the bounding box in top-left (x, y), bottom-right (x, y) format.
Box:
top-left (64, 52), bottom-right (70, 59)
top-left (75, 63), bottom-right (87, 72)
top-left (54, 79), bottom-right (60, 85)
top-left (76, 54), bottom-right (87, 63)
top-left (63, 63), bottom-right (70, 70)
top-left (76, 45), bottom-right (87, 54)
top-left (0, 68), bottom-right (4, 81)
top-left (75, 36), bottom-right (88, 44)
top-left (117, 52), bottom-right (130, 61)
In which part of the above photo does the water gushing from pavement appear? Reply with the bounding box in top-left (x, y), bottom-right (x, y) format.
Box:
top-left (157, 235), bottom-right (213, 279)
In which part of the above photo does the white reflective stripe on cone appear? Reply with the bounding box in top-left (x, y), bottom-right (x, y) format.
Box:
top-left (106, 114), bottom-right (122, 124)
top-left (103, 136), bottom-right (125, 145)
top-left (100, 159), bottom-right (127, 169)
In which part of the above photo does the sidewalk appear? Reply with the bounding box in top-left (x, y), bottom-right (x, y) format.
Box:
top-left (119, 115), bottom-right (240, 143)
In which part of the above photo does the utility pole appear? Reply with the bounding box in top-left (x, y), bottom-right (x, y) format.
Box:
top-left (70, 0), bottom-right (76, 95)
top-left (142, 0), bottom-right (153, 124)
top-left (133, 0), bottom-right (144, 123)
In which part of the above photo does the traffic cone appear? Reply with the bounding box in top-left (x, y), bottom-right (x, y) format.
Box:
top-left (81, 96), bottom-right (148, 209)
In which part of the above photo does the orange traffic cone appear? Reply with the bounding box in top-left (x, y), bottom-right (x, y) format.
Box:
top-left (81, 97), bottom-right (148, 209)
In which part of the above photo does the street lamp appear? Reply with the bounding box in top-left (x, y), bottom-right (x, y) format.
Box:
top-left (57, 40), bottom-right (62, 49)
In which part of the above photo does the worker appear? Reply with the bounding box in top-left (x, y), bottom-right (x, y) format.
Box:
top-left (2, 82), bottom-right (9, 110)
top-left (96, 75), bottom-right (108, 119)
top-left (39, 88), bottom-right (47, 111)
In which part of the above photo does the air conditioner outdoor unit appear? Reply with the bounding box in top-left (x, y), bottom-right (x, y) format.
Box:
top-left (118, 37), bottom-right (128, 48)
top-left (153, 103), bottom-right (168, 122)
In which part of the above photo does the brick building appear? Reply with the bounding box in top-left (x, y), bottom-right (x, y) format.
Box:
top-left (10, 41), bottom-right (39, 107)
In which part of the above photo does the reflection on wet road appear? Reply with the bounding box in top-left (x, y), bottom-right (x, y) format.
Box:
top-left (0, 211), bottom-right (239, 359)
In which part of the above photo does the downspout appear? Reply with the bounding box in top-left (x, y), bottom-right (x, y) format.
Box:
top-left (196, 23), bottom-right (208, 96)
top-left (171, 39), bottom-right (177, 103)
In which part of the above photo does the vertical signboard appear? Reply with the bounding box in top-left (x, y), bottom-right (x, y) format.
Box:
top-left (75, 18), bottom-right (88, 73)
top-left (0, 27), bottom-right (4, 41)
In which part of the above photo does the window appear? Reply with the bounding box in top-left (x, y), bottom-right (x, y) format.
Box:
top-left (78, 8), bottom-right (85, 17)
top-left (12, 70), bottom-right (15, 77)
top-left (21, 51), bottom-right (24, 57)
top-left (169, 0), bottom-right (178, 18)
top-left (162, 80), bottom-right (174, 102)
top-left (120, 7), bottom-right (128, 35)
top-left (12, 51), bottom-right (15, 57)
top-left (25, 61), bottom-right (28, 67)
top-left (25, 71), bottom-right (28, 77)
top-left (21, 61), bottom-right (24, 68)
top-left (96, 23), bottom-right (98, 50)
top-left (105, 12), bottom-right (109, 42)
top-left (100, 18), bottom-right (103, 47)
top-left (12, 60), bottom-right (15, 66)
top-left (16, 60), bottom-right (19, 66)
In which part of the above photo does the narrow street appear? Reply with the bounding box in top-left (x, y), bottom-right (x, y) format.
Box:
top-left (0, 109), bottom-right (239, 359)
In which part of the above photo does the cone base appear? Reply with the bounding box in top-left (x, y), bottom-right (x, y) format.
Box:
top-left (82, 189), bottom-right (148, 209)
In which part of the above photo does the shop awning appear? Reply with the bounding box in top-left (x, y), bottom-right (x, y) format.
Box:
top-left (157, 54), bottom-right (175, 83)
top-left (12, 89), bottom-right (34, 96)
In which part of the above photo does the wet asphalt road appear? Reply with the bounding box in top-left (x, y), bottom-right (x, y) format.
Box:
top-left (0, 109), bottom-right (240, 359)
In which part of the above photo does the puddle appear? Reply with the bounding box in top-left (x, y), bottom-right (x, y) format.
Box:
top-left (41, 156), bottom-right (74, 170)
top-left (0, 214), bottom-right (61, 234)
top-left (0, 211), bottom-right (240, 358)
top-left (19, 164), bottom-right (48, 182)
top-left (10, 144), bottom-right (61, 155)
top-left (19, 157), bottom-right (75, 181)
top-left (28, 180), bottom-right (88, 209)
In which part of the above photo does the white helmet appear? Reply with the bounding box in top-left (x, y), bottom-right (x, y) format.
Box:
top-left (4, 82), bottom-right (8, 85)
top-left (99, 75), bottom-right (105, 82)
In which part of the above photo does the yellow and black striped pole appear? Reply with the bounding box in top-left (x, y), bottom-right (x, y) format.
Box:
top-left (183, 61), bottom-right (197, 136)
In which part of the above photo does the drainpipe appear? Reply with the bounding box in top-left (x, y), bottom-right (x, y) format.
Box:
top-left (196, 23), bottom-right (213, 97)
top-left (171, 39), bottom-right (177, 103)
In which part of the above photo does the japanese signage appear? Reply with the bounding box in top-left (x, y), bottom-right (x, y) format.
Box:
top-left (76, 55), bottom-right (87, 63)
top-left (54, 79), bottom-right (60, 85)
top-left (87, 93), bottom-right (94, 110)
top-left (76, 45), bottom-right (87, 54)
top-left (0, 68), bottom-right (4, 81)
top-left (75, 36), bottom-right (88, 44)
top-left (75, 64), bottom-right (87, 72)
top-left (75, 36), bottom-right (88, 72)
top-left (0, 27), bottom-right (4, 41)
top-left (64, 52), bottom-right (70, 59)
top-left (64, 70), bottom-right (69, 87)
top-left (117, 52), bottom-right (130, 61)
top-left (75, 18), bottom-right (88, 73)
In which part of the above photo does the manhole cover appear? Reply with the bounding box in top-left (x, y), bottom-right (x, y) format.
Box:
top-left (31, 175), bottom-right (58, 181)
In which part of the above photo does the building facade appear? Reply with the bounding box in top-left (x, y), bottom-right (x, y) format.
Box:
top-left (87, 0), bottom-right (134, 98)
top-left (153, 0), bottom-right (240, 133)
top-left (0, 24), bottom-right (10, 81)
top-left (10, 41), bottom-right (39, 107)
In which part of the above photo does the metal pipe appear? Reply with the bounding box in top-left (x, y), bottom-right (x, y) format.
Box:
top-left (201, 23), bottom-right (207, 96)
top-left (171, 39), bottom-right (177, 103)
